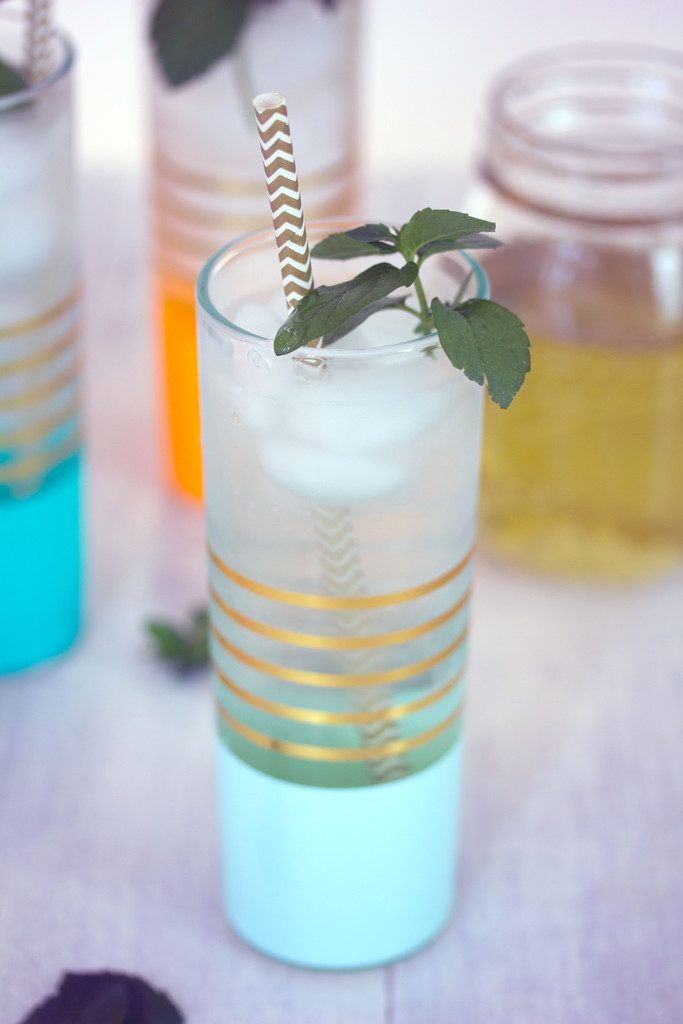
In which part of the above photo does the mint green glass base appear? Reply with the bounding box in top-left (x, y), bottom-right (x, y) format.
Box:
top-left (0, 455), bottom-right (82, 674)
top-left (217, 739), bottom-right (463, 969)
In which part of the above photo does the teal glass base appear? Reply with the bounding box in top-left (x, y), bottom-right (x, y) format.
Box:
top-left (217, 738), bottom-right (463, 969)
top-left (0, 454), bottom-right (82, 674)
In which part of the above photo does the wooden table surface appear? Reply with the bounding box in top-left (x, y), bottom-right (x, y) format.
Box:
top-left (1, 173), bottom-right (682, 1024)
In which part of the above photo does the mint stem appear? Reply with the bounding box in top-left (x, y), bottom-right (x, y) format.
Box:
top-left (412, 274), bottom-right (432, 333)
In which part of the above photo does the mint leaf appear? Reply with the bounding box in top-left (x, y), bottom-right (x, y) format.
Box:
top-left (433, 297), bottom-right (530, 408)
top-left (150, 0), bottom-right (249, 87)
top-left (432, 299), bottom-right (484, 385)
top-left (346, 224), bottom-right (395, 242)
top-left (311, 225), bottom-right (396, 260)
top-left (147, 608), bottom-right (209, 675)
top-left (322, 296), bottom-right (407, 345)
top-left (274, 263), bottom-right (416, 355)
top-left (399, 209), bottom-right (495, 259)
top-left (18, 971), bottom-right (183, 1024)
top-left (0, 58), bottom-right (28, 98)
top-left (417, 233), bottom-right (503, 258)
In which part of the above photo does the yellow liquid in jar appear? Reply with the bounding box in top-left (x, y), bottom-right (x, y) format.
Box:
top-left (481, 242), bottom-right (683, 579)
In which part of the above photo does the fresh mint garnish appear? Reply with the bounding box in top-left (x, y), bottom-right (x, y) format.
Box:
top-left (274, 208), bottom-right (531, 408)
top-left (311, 224), bottom-right (397, 260)
top-left (146, 608), bottom-right (209, 674)
top-left (274, 262), bottom-right (418, 355)
top-left (398, 209), bottom-right (495, 259)
top-left (17, 971), bottom-right (183, 1024)
top-left (150, 0), bottom-right (338, 87)
top-left (433, 298), bottom-right (529, 409)
top-left (0, 58), bottom-right (28, 99)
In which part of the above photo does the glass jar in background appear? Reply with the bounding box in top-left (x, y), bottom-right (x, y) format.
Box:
top-left (469, 46), bottom-right (683, 580)
top-left (148, 0), bottom-right (361, 499)
top-left (0, 9), bottom-right (82, 674)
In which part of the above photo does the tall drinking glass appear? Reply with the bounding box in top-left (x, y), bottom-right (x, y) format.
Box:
top-left (196, 224), bottom-right (487, 969)
top-left (0, 12), bottom-right (81, 674)
top-left (149, 0), bottom-right (361, 499)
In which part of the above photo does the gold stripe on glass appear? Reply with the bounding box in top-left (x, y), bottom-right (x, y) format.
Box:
top-left (214, 662), bottom-right (466, 726)
top-left (0, 428), bottom-right (80, 484)
top-left (0, 396), bottom-right (78, 449)
top-left (211, 622), bottom-right (468, 688)
top-left (0, 325), bottom-right (79, 376)
top-left (154, 207), bottom-right (270, 246)
top-left (208, 543), bottom-right (474, 611)
top-left (154, 150), bottom-right (353, 197)
top-left (209, 584), bottom-right (470, 650)
top-left (0, 360), bottom-right (78, 413)
top-left (0, 287), bottom-right (79, 340)
top-left (217, 701), bottom-right (464, 763)
top-left (153, 186), bottom-right (355, 254)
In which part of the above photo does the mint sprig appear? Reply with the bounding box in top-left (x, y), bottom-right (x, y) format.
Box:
top-left (275, 262), bottom-right (417, 355)
top-left (273, 208), bottom-right (531, 409)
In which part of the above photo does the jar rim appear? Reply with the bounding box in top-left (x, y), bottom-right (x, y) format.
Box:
top-left (195, 219), bottom-right (490, 361)
top-left (488, 43), bottom-right (683, 163)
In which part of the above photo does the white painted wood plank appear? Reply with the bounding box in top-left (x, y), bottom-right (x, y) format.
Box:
top-left (390, 560), bottom-right (683, 1023)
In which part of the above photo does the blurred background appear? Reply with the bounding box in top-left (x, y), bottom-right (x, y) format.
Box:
top-left (58, 0), bottom-right (683, 174)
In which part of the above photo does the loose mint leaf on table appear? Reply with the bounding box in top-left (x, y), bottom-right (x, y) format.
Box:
top-left (311, 224), bottom-right (397, 260)
top-left (146, 607), bottom-right (209, 675)
top-left (433, 297), bottom-right (530, 408)
top-left (150, 0), bottom-right (249, 86)
top-left (274, 262), bottom-right (417, 354)
top-left (18, 970), bottom-right (183, 1024)
top-left (0, 58), bottom-right (28, 98)
top-left (398, 208), bottom-right (496, 259)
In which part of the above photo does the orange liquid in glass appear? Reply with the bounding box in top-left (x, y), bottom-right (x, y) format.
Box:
top-left (157, 276), bottom-right (203, 499)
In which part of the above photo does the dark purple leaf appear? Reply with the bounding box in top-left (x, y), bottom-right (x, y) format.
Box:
top-left (18, 973), bottom-right (183, 1024)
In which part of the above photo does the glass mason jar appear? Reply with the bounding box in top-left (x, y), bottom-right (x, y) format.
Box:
top-left (0, 11), bottom-right (81, 674)
top-left (148, 0), bottom-right (361, 499)
top-left (196, 224), bottom-right (487, 969)
top-left (469, 46), bottom-right (683, 580)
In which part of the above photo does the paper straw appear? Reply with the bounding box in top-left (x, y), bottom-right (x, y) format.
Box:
top-left (253, 93), bottom-right (314, 309)
top-left (253, 92), bottom-right (408, 783)
top-left (25, 0), bottom-right (54, 83)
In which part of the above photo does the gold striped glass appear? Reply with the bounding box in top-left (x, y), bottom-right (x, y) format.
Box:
top-left (196, 223), bottom-right (488, 789)
top-left (148, 0), bottom-right (361, 498)
top-left (0, 10), bottom-right (81, 674)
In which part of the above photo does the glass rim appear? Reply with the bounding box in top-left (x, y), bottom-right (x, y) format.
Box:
top-left (0, 14), bottom-right (75, 113)
top-left (488, 43), bottom-right (683, 162)
top-left (195, 219), bottom-right (490, 361)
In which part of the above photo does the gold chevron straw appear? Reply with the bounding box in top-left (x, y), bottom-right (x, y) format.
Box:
top-left (252, 92), bottom-right (408, 783)
top-left (25, 0), bottom-right (54, 83)
top-left (253, 93), bottom-right (314, 308)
